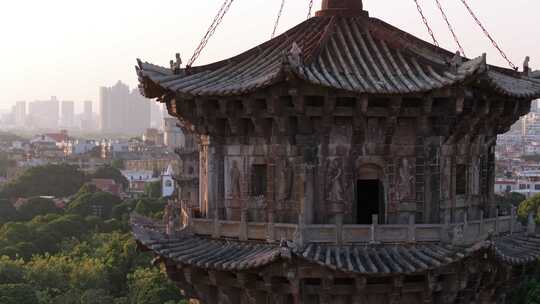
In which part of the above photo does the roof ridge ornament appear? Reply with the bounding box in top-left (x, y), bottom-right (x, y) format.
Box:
top-left (288, 42), bottom-right (303, 68)
top-left (449, 51), bottom-right (463, 73)
top-left (170, 53), bottom-right (183, 75)
top-left (523, 56), bottom-right (531, 76)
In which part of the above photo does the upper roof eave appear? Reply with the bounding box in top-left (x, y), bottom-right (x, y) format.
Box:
top-left (136, 14), bottom-right (540, 100)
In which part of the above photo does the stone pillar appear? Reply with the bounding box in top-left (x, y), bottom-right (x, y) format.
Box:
top-left (199, 138), bottom-right (209, 217)
top-left (528, 212), bottom-right (536, 235)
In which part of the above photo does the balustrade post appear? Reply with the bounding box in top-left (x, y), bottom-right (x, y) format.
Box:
top-left (335, 214), bottom-right (343, 246)
top-left (297, 213), bottom-right (305, 247)
top-left (240, 208), bottom-right (248, 241)
top-left (370, 214), bottom-right (378, 244)
top-left (212, 208), bottom-right (221, 238)
top-left (527, 212), bottom-right (536, 236)
top-left (463, 213), bottom-right (469, 241)
top-left (479, 211), bottom-right (484, 238)
top-left (510, 206), bottom-right (516, 235)
top-left (495, 208), bottom-right (500, 235)
top-left (408, 214), bottom-right (416, 243)
top-left (442, 212), bottom-right (451, 243)
top-left (267, 212), bottom-right (275, 243)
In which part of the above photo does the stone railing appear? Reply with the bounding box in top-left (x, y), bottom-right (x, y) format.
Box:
top-left (179, 207), bottom-right (526, 246)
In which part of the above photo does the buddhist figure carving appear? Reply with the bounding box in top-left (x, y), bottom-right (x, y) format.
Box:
top-left (278, 160), bottom-right (294, 202)
top-left (471, 158), bottom-right (480, 195)
top-left (397, 158), bottom-right (415, 201)
top-left (229, 160), bottom-right (242, 198)
top-left (326, 158), bottom-right (345, 203)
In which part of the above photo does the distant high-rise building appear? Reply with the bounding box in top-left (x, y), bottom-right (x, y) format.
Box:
top-left (12, 101), bottom-right (26, 127)
top-left (150, 102), bottom-right (164, 129)
top-left (99, 81), bottom-right (151, 134)
top-left (61, 100), bottom-right (75, 129)
top-left (163, 117), bottom-right (185, 148)
top-left (81, 100), bottom-right (94, 130)
top-left (83, 100), bottom-right (93, 118)
top-left (28, 97), bottom-right (59, 130)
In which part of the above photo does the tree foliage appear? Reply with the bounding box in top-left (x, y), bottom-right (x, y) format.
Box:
top-left (144, 181), bottom-right (162, 198)
top-left (134, 198), bottom-right (166, 219)
top-left (16, 197), bottom-right (60, 221)
top-left (128, 268), bottom-right (184, 304)
top-left (0, 200), bottom-right (18, 225)
top-left (518, 193), bottom-right (540, 222)
top-left (0, 177), bottom-right (187, 304)
top-left (67, 192), bottom-right (122, 219)
top-left (1, 164), bottom-right (86, 199)
top-left (0, 153), bottom-right (16, 177)
top-left (495, 192), bottom-right (526, 211)
top-left (0, 283), bottom-right (39, 304)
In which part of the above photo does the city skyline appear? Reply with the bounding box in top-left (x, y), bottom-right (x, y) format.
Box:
top-left (1, 0), bottom-right (539, 109)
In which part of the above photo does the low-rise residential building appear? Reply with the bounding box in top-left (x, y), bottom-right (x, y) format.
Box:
top-left (101, 140), bottom-right (130, 159)
top-left (512, 170), bottom-right (540, 198)
top-left (124, 158), bottom-right (180, 174)
top-left (494, 178), bottom-right (518, 194)
top-left (90, 178), bottom-right (123, 197)
top-left (64, 140), bottom-right (99, 156)
top-left (121, 170), bottom-right (159, 194)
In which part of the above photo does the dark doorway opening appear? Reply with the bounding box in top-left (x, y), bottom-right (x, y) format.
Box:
top-left (356, 180), bottom-right (383, 224)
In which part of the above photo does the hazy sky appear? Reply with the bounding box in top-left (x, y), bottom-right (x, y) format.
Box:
top-left (1, 0), bottom-right (538, 110)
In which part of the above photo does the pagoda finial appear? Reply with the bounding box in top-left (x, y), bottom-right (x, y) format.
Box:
top-left (316, 0), bottom-right (367, 17)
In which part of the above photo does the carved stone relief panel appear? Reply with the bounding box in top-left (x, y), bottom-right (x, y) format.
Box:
top-left (441, 156), bottom-right (453, 201)
top-left (396, 157), bottom-right (416, 202)
top-left (386, 162), bottom-right (397, 214)
top-left (277, 158), bottom-right (294, 202)
top-left (470, 157), bottom-right (481, 196)
top-left (324, 157), bottom-right (349, 214)
top-left (393, 118), bottom-right (416, 145)
top-left (225, 157), bottom-right (243, 201)
top-left (329, 124), bottom-right (352, 157)
top-left (366, 118), bottom-right (383, 155)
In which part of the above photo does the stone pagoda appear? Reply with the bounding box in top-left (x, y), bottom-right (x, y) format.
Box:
top-left (132, 0), bottom-right (540, 303)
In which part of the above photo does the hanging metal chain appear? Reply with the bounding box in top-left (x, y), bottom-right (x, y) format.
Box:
top-left (271, 0), bottom-right (286, 39)
top-left (307, 0), bottom-right (314, 19)
top-left (434, 0), bottom-right (466, 57)
top-left (187, 0), bottom-right (234, 68)
top-left (459, 0), bottom-right (517, 70)
top-left (413, 0), bottom-right (439, 47)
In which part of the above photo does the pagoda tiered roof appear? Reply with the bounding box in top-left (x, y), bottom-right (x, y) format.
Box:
top-left (131, 214), bottom-right (540, 274)
top-left (137, 14), bottom-right (540, 99)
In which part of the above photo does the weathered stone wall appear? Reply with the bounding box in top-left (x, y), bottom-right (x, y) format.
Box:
top-left (179, 87), bottom-right (528, 225)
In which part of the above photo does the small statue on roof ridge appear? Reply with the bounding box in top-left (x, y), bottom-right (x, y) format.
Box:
top-left (170, 53), bottom-right (183, 74)
top-left (287, 42), bottom-right (303, 68)
top-left (523, 56), bottom-right (531, 76)
top-left (449, 51), bottom-right (463, 73)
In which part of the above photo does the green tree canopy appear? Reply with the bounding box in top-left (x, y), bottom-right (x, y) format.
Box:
top-left (67, 192), bottom-right (122, 219)
top-left (111, 159), bottom-right (125, 170)
top-left (495, 192), bottom-right (526, 211)
top-left (0, 153), bottom-right (16, 177)
top-left (518, 193), bottom-right (540, 222)
top-left (16, 197), bottom-right (60, 221)
top-left (134, 198), bottom-right (166, 218)
top-left (0, 199), bottom-right (18, 224)
top-left (0, 283), bottom-right (39, 304)
top-left (128, 268), bottom-right (184, 304)
top-left (144, 181), bottom-right (161, 198)
top-left (1, 164), bottom-right (86, 199)
top-left (0, 256), bottom-right (25, 285)
top-left (91, 166), bottom-right (128, 190)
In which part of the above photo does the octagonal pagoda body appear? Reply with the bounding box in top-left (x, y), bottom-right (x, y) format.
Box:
top-left (134, 1), bottom-right (540, 303)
